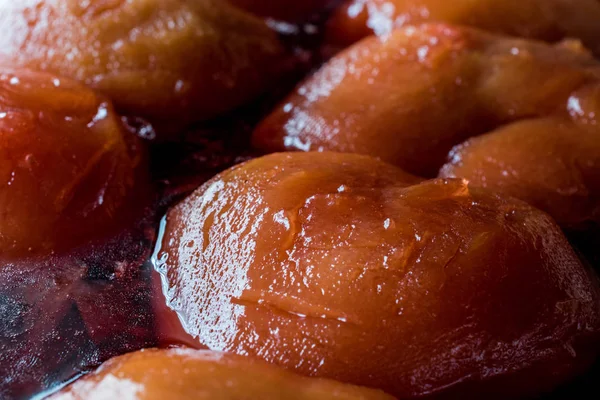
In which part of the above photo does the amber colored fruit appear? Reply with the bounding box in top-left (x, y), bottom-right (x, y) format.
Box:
top-left (0, 0), bottom-right (284, 137)
top-left (0, 69), bottom-right (145, 257)
top-left (326, 0), bottom-right (600, 53)
top-left (253, 25), bottom-right (600, 227)
top-left (440, 112), bottom-right (600, 229)
top-left (155, 152), bottom-right (600, 399)
top-left (49, 348), bottom-right (394, 400)
top-left (253, 25), bottom-right (600, 177)
top-left (228, 0), bottom-right (337, 22)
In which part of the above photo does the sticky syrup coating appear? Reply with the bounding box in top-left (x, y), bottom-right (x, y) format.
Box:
top-left (253, 24), bottom-right (600, 177)
top-left (155, 152), bottom-right (600, 399)
top-left (253, 24), bottom-right (600, 228)
top-left (0, 69), bottom-right (145, 257)
top-left (326, 0), bottom-right (600, 53)
top-left (0, 0), bottom-right (284, 137)
top-left (439, 102), bottom-right (600, 229)
top-left (228, 0), bottom-right (336, 22)
top-left (49, 348), bottom-right (394, 400)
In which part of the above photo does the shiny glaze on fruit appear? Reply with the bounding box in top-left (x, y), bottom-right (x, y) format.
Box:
top-left (155, 152), bottom-right (600, 399)
top-left (0, 0), bottom-right (285, 137)
top-left (0, 69), bottom-right (147, 257)
top-left (253, 24), bottom-right (600, 228)
top-left (50, 348), bottom-right (395, 400)
top-left (326, 0), bottom-right (600, 53)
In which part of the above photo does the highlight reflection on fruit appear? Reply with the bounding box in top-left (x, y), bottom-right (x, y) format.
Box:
top-left (50, 348), bottom-right (394, 400)
top-left (1, 2), bottom-right (600, 399)
top-left (253, 24), bottom-right (600, 228)
top-left (155, 152), bottom-right (600, 399)
top-left (0, 0), bottom-right (285, 136)
top-left (0, 69), bottom-right (146, 257)
top-left (326, 0), bottom-right (600, 53)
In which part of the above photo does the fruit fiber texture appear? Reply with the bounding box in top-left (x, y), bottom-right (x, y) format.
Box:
top-left (253, 24), bottom-right (600, 228)
top-left (0, 69), bottom-right (145, 257)
top-left (49, 348), bottom-right (394, 400)
top-left (155, 152), bottom-right (600, 399)
top-left (326, 0), bottom-right (600, 54)
top-left (0, 0), bottom-right (284, 137)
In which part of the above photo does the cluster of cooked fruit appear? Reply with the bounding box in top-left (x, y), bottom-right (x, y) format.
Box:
top-left (1, 1), bottom-right (600, 399)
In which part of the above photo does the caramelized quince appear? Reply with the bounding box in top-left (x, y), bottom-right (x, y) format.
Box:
top-left (253, 24), bottom-right (600, 227)
top-left (155, 152), bottom-right (600, 399)
top-left (0, 69), bottom-right (146, 257)
top-left (326, 0), bottom-right (600, 53)
top-left (50, 348), bottom-right (394, 400)
top-left (0, 0), bottom-right (285, 136)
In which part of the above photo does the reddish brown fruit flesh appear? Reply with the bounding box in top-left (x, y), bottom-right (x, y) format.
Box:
top-left (155, 152), bottom-right (600, 399)
top-left (0, 0), bottom-right (285, 137)
top-left (253, 24), bottom-right (600, 228)
top-left (0, 69), bottom-right (146, 257)
top-left (326, 0), bottom-right (600, 53)
top-left (50, 348), bottom-right (395, 400)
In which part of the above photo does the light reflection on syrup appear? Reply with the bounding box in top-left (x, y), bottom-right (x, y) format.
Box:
top-left (151, 216), bottom-right (202, 350)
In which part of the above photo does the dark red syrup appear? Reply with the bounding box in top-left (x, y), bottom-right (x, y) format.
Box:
top-left (1, 10), bottom-right (599, 400)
